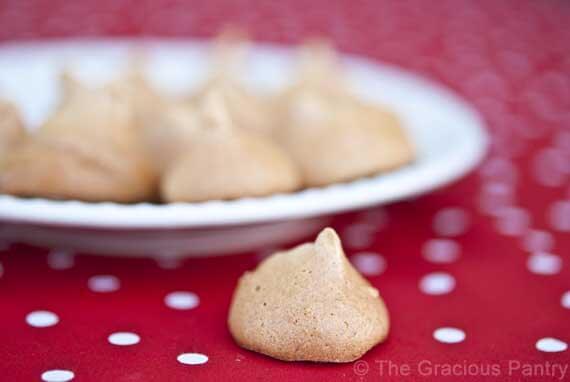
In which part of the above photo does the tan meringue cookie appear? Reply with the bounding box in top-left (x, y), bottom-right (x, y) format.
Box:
top-left (119, 55), bottom-right (202, 174)
top-left (351, 100), bottom-right (415, 170)
top-left (59, 70), bottom-right (87, 103)
top-left (0, 99), bottom-right (26, 161)
top-left (141, 101), bottom-right (202, 174)
top-left (275, 42), bottom-right (415, 187)
top-left (228, 227), bottom-right (390, 362)
top-left (40, 74), bottom-right (137, 146)
top-left (285, 39), bottom-right (349, 98)
top-left (188, 29), bottom-right (276, 137)
top-left (161, 90), bottom-right (301, 202)
top-left (0, 76), bottom-right (156, 202)
top-left (195, 76), bottom-right (276, 137)
top-left (0, 137), bottom-right (153, 202)
top-left (62, 56), bottom-right (162, 123)
top-left (105, 55), bottom-right (164, 121)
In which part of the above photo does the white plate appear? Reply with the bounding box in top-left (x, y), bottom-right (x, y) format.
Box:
top-left (0, 39), bottom-right (487, 256)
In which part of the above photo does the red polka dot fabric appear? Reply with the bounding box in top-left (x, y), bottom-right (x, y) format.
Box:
top-left (0, 0), bottom-right (569, 380)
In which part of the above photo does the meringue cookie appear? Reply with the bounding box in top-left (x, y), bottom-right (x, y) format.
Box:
top-left (105, 55), bottom-right (163, 121)
top-left (228, 228), bottom-right (389, 362)
top-left (189, 29), bottom-right (276, 136)
top-left (286, 39), bottom-right (348, 98)
top-left (62, 57), bottom-right (162, 125)
top-left (161, 89), bottom-right (301, 202)
top-left (0, 76), bottom-right (156, 202)
top-left (277, 88), bottom-right (414, 187)
top-left (141, 101), bottom-right (202, 173)
top-left (275, 41), bottom-right (414, 187)
top-left (194, 76), bottom-right (276, 137)
top-left (0, 137), bottom-right (154, 202)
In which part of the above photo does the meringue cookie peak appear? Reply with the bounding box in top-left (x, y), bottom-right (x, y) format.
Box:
top-left (0, 74), bottom-right (157, 202)
top-left (161, 88), bottom-right (301, 202)
top-left (228, 227), bottom-right (389, 362)
top-left (200, 89), bottom-right (235, 134)
top-left (296, 39), bottom-right (347, 93)
top-left (209, 27), bottom-right (250, 81)
top-left (314, 227), bottom-right (357, 277)
top-left (192, 30), bottom-right (277, 137)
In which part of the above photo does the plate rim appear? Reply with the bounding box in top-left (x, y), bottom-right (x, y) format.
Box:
top-left (0, 38), bottom-right (488, 229)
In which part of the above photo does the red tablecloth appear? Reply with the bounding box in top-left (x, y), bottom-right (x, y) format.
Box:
top-left (1, 0), bottom-right (569, 381)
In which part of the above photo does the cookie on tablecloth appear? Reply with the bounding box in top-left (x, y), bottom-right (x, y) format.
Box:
top-left (228, 227), bottom-right (389, 362)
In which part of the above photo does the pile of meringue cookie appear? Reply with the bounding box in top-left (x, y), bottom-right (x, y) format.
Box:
top-left (0, 33), bottom-right (414, 204)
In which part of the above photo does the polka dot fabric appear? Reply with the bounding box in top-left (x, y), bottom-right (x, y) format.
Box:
top-left (0, 0), bottom-right (569, 380)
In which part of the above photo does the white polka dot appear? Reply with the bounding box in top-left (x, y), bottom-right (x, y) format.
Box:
top-left (521, 229), bottom-right (554, 253)
top-left (155, 255), bottom-right (182, 269)
top-left (154, 248), bottom-right (184, 269)
top-left (478, 181), bottom-right (515, 216)
top-left (497, 51), bottom-right (532, 81)
top-left (177, 353), bottom-right (209, 365)
top-left (26, 311), bottom-right (59, 328)
top-left (554, 130), bottom-right (570, 152)
top-left (419, 272), bottom-right (456, 295)
top-left (527, 252), bottom-right (562, 275)
top-left (561, 291), bottom-right (570, 309)
top-left (495, 206), bottom-right (531, 236)
top-left (432, 207), bottom-right (470, 237)
top-left (351, 252), bottom-right (386, 276)
top-left (342, 223), bottom-right (376, 250)
top-left (479, 157), bottom-right (518, 185)
top-left (531, 148), bottom-right (568, 187)
top-left (422, 239), bottom-right (460, 264)
top-left (164, 291), bottom-right (199, 310)
top-left (88, 275), bottom-right (120, 293)
top-left (489, 131), bottom-right (527, 158)
top-left (358, 208), bottom-right (389, 229)
top-left (47, 249), bottom-right (75, 270)
top-left (433, 327), bottom-right (466, 344)
top-left (108, 332), bottom-right (140, 346)
top-left (548, 200), bottom-right (570, 232)
top-left (41, 369), bottom-right (74, 382)
top-left (536, 337), bottom-right (568, 353)
top-left (524, 73), bottom-right (567, 123)
top-left (509, 112), bottom-right (540, 139)
top-left (464, 70), bottom-right (507, 99)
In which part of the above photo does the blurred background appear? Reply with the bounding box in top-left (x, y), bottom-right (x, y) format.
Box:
top-left (1, 0), bottom-right (567, 227)
top-left (1, 0), bottom-right (569, 150)
top-left (0, 1), bottom-right (569, 380)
